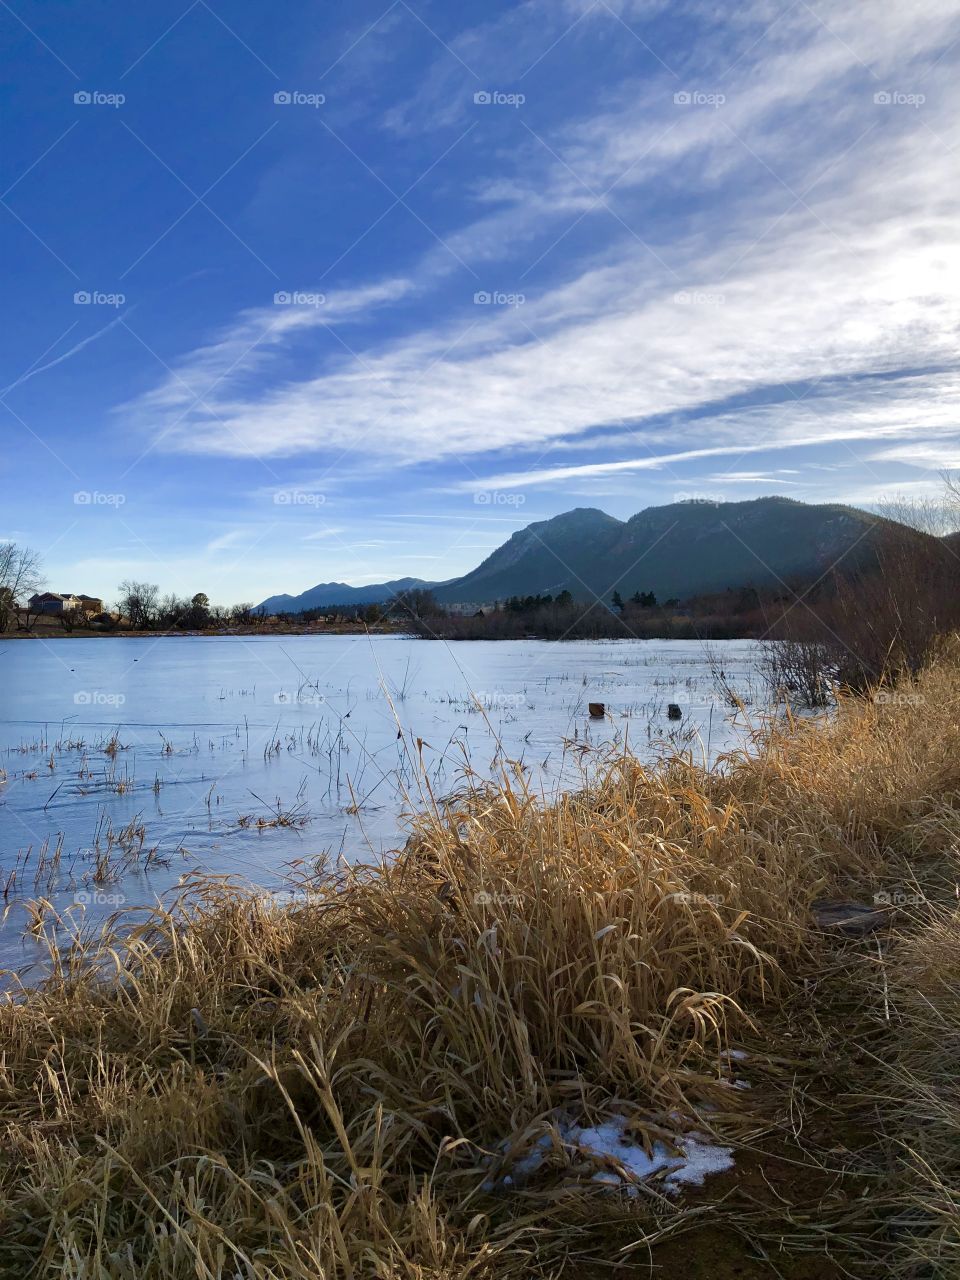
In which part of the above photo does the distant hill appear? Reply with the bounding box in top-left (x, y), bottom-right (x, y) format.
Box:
top-left (432, 507), bottom-right (623, 603)
top-left (432, 497), bottom-right (887, 604)
top-left (257, 577), bottom-right (436, 614)
top-left (257, 497), bottom-right (898, 613)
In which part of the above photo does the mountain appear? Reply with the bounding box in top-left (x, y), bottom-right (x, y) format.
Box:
top-left (257, 497), bottom-right (897, 613)
top-left (433, 497), bottom-right (886, 604)
top-left (432, 507), bottom-right (624, 603)
top-left (257, 577), bottom-right (436, 614)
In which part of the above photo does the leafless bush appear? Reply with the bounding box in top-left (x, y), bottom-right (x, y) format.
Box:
top-left (824, 526), bottom-right (960, 689)
top-left (761, 638), bottom-right (837, 708)
top-left (769, 514), bottom-right (960, 694)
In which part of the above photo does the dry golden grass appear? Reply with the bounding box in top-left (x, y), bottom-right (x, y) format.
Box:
top-left (1, 645), bottom-right (959, 1277)
top-left (878, 910), bottom-right (960, 1279)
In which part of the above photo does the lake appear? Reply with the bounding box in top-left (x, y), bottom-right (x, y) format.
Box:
top-left (0, 635), bottom-right (763, 972)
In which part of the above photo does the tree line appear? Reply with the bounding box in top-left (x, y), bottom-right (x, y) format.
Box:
top-left (113, 582), bottom-right (256, 631)
top-left (0, 556), bottom-right (256, 634)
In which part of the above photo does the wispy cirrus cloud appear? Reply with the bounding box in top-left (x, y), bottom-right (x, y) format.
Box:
top-left (119, 0), bottom-right (960, 502)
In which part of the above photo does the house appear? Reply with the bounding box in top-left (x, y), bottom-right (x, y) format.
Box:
top-left (28, 592), bottom-right (82, 615)
top-left (26, 592), bottom-right (103, 617)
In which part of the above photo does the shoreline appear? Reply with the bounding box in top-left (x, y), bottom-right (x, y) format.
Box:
top-left (2, 623), bottom-right (761, 643)
top-left (0, 623), bottom-right (406, 640)
top-left (0, 648), bottom-right (956, 1274)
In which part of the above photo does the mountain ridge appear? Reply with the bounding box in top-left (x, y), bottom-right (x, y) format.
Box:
top-left (257, 497), bottom-right (906, 613)
top-left (257, 576), bottom-right (436, 614)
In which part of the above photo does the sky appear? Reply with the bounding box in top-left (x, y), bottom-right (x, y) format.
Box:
top-left (3, 0), bottom-right (960, 607)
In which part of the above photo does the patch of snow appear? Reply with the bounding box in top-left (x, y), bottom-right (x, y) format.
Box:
top-left (511, 1133), bottom-right (553, 1180)
top-left (665, 1134), bottom-right (736, 1186)
top-left (569, 1117), bottom-right (734, 1191)
top-left (486, 1113), bottom-right (735, 1194)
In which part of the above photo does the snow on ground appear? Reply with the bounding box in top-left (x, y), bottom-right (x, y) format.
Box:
top-left (570, 1118), bottom-right (735, 1189)
top-left (488, 1113), bottom-right (736, 1194)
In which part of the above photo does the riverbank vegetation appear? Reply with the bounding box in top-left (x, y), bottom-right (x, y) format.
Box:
top-left (1, 640), bottom-right (959, 1277)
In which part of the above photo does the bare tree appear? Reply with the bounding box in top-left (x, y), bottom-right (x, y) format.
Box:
top-left (0, 542), bottom-right (44, 632)
top-left (390, 588), bottom-right (443, 626)
top-left (117, 580), bottom-right (160, 631)
top-left (941, 470), bottom-right (960, 528)
top-left (876, 491), bottom-right (958, 538)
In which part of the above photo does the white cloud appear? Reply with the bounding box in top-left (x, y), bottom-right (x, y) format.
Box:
top-left (301, 527), bottom-right (348, 541)
top-left (121, 0), bottom-right (960, 494)
top-left (868, 441), bottom-right (960, 471)
top-left (837, 477), bottom-right (954, 505)
top-left (206, 530), bottom-right (249, 553)
top-left (445, 371), bottom-right (960, 490)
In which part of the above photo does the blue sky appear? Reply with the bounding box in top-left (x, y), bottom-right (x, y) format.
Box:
top-left (3, 0), bottom-right (960, 606)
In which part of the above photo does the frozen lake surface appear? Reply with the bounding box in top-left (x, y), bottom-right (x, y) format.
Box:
top-left (0, 635), bottom-right (763, 972)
